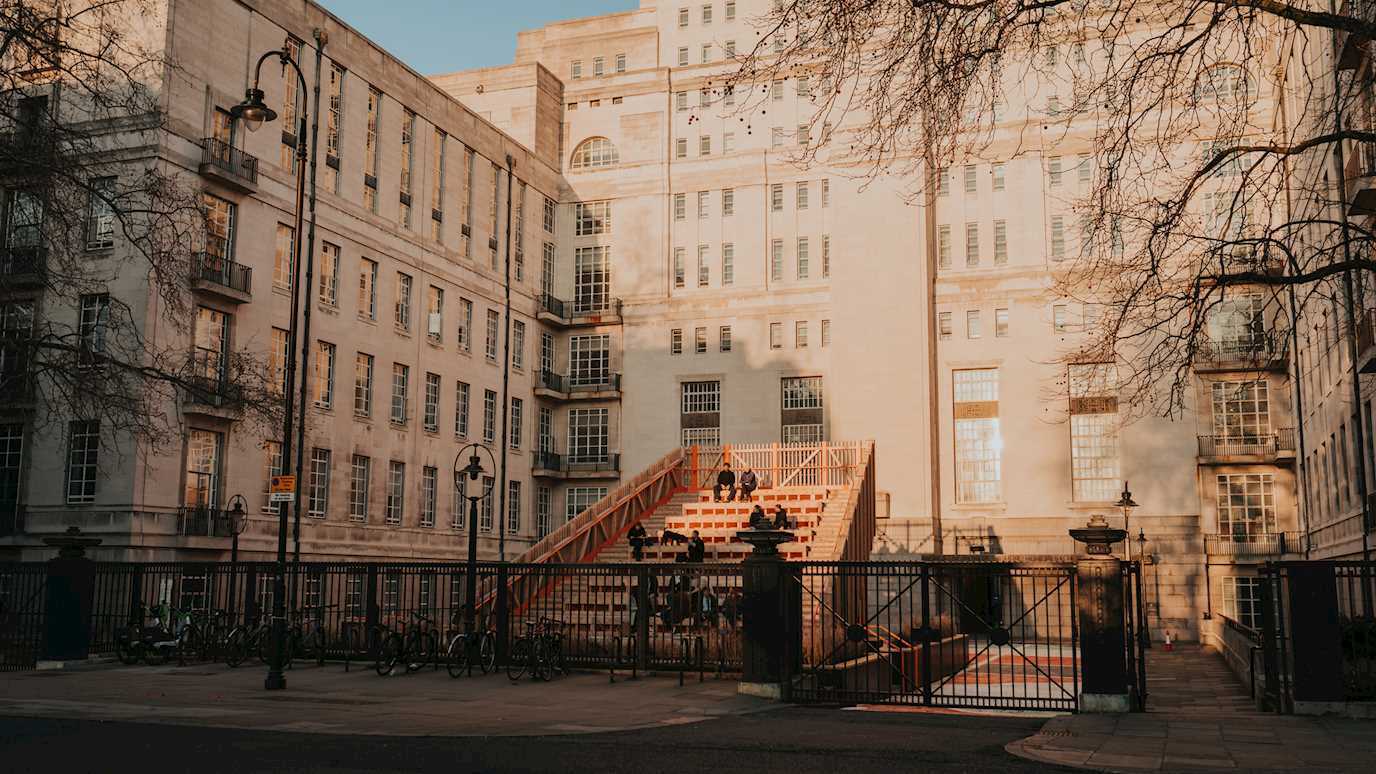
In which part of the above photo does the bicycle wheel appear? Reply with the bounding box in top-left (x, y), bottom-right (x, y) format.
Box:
top-left (224, 629), bottom-right (246, 667)
top-left (256, 629), bottom-right (273, 664)
top-left (446, 635), bottom-right (469, 678)
top-left (143, 640), bottom-right (168, 666)
top-left (532, 637), bottom-right (551, 682)
top-left (377, 632), bottom-right (403, 676)
top-left (506, 637), bottom-right (530, 682)
top-left (116, 638), bottom-right (141, 666)
top-left (479, 631), bottom-right (496, 674)
top-left (548, 636), bottom-right (564, 677)
top-left (177, 625), bottom-right (201, 666)
top-left (404, 630), bottom-right (433, 673)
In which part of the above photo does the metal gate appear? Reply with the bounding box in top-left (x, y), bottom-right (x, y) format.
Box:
top-left (789, 561), bottom-right (1082, 711)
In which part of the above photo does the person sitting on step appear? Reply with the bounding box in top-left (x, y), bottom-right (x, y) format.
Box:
top-left (738, 467), bottom-right (758, 502)
top-left (713, 463), bottom-right (737, 502)
top-left (749, 504), bottom-right (768, 529)
top-left (772, 504), bottom-right (790, 530)
top-left (627, 521), bottom-right (647, 561)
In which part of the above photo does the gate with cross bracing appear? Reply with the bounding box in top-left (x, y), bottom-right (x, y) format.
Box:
top-left (786, 560), bottom-right (1115, 712)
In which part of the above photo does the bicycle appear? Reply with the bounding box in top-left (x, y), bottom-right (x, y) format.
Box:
top-left (444, 609), bottom-right (497, 678)
top-left (224, 614), bottom-right (277, 668)
top-left (288, 605), bottom-right (336, 666)
top-left (376, 612), bottom-right (438, 676)
top-left (507, 617), bottom-right (565, 682)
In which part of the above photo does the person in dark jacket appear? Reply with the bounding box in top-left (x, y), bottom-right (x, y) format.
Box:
top-left (714, 463), bottom-right (737, 502)
top-left (627, 522), bottom-right (647, 561)
top-left (687, 530), bottom-right (706, 562)
top-left (772, 504), bottom-right (790, 530)
top-left (738, 468), bottom-right (759, 501)
top-left (749, 504), bottom-right (768, 529)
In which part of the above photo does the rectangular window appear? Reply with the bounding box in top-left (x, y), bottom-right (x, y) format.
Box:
top-left (726, 0), bottom-right (736, 21)
top-left (566, 487), bottom-right (607, 522)
top-left (781, 376), bottom-right (823, 410)
top-left (462, 147), bottom-right (475, 256)
top-left (676, 91), bottom-right (688, 112)
top-left (349, 454), bottom-right (370, 522)
top-left (682, 380), bottom-right (721, 413)
top-left (395, 272), bottom-right (413, 330)
top-left (1078, 154), bottom-right (1092, 184)
top-left (937, 168), bottom-right (950, 196)
top-left (674, 193), bottom-right (686, 221)
top-left (260, 442), bottom-right (282, 512)
top-left (1048, 156), bottom-right (1062, 187)
top-left (593, 56), bottom-right (605, 77)
top-left (568, 408), bottom-right (609, 463)
top-left (273, 224), bottom-right (295, 290)
top-left (722, 243), bottom-right (735, 285)
top-left (697, 190), bottom-right (709, 219)
top-left (317, 242), bottom-right (339, 306)
top-left (426, 285), bottom-right (444, 343)
top-left (483, 389), bottom-right (497, 443)
top-left (795, 321), bottom-right (809, 348)
top-left (536, 486), bottom-right (553, 538)
top-left (995, 308), bottom-right (1009, 338)
top-left (86, 176), bottom-right (116, 249)
top-left (699, 135), bottom-right (711, 156)
top-left (458, 298), bottom-right (473, 352)
top-left (697, 244), bottom-right (710, 287)
top-left (574, 200), bottom-right (611, 235)
top-left (399, 108), bottom-right (415, 226)
top-left (1069, 363), bottom-right (1120, 502)
top-left (313, 341), bottom-right (335, 408)
top-left (821, 179), bottom-right (831, 207)
top-left (420, 466), bottom-right (437, 528)
top-left (390, 363), bottom-right (409, 424)
top-left (954, 369), bottom-right (1001, 503)
top-left (307, 448), bottom-right (330, 518)
top-left (673, 247), bottom-right (686, 288)
top-left (386, 461), bottom-right (405, 525)
top-left (479, 477), bottom-right (494, 530)
top-left (771, 80), bottom-right (784, 101)
top-left (511, 319), bottom-right (526, 370)
top-left (771, 239), bottom-right (784, 281)
top-left (1050, 217), bottom-right (1065, 260)
top-left (992, 163), bottom-right (1005, 191)
top-left (431, 128), bottom-right (446, 240)
top-left (722, 188), bottom-right (735, 216)
top-left (423, 372), bottom-right (441, 432)
top-left (671, 328), bottom-right (684, 355)
top-left (1211, 381), bottom-right (1271, 443)
top-left (966, 310), bottom-right (982, 339)
top-left (1217, 474), bottom-right (1276, 536)
top-left (510, 397), bottom-right (523, 449)
top-left (797, 237), bottom-right (810, 279)
top-left (455, 381), bottom-right (470, 438)
top-left (965, 223), bottom-right (979, 267)
top-left (938, 225), bottom-right (952, 269)
top-left (1053, 304), bottom-right (1069, 333)
top-left (964, 164), bottom-right (977, 193)
top-left (363, 88), bottom-right (380, 210)
top-left (993, 221), bottom-right (1008, 265)
top-left (574, 245), bottom-right (611, 314)
top-left (723, 132), bottom-right (735, 153)
top-left (77, 293), bottom-right (110, 360)
top-left (770, 322), bottom-right (783, 349)
top-left (720, 326), bottom-right (733, 352)
top-left (569, 335), bottom-right (611, 386)
top-left (358, 258), bottom-right (377, 320)
top-left (771, 183), bottom-right (784, 211)
top-left (938, 311), bottom-right (952, 340)
top-left (796, 182), bottom-right (809, 210)
top-left (1223, 577), bottom-right (1263, 630)
top-left (324, 64), bottom-right (344, 192)
top-left (821, 319), bottom-right (831, 347)
top-left (270, 328), bottom-right (288, 395)
top-left (485, 309), bottom-right (500, 360)
top-left (507, 480), bottom-right (522, 534)
top-left (65, 420), bottom-right (99, 503)
top-left (571, 60), bottom-right (582, 79)
top-left (821, 235), bottom-right (831, 279)
top-left (678, 47), bottom-right (689, 67)
top-left (695, 327), bottom-right (707, 354)
top-left (183, 429), bottom-right (222, 509)
top-left (616, 53), bottom-right (626, 73)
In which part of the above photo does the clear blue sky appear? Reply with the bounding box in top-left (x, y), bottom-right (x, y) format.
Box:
top-left (317, 0), bottom-right (639, 74)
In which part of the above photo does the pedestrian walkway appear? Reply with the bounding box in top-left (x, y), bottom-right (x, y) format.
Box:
top-left (1007, 645), bottom-right (1376, 771)
top-left (0, 663), bottom-right (774, 737)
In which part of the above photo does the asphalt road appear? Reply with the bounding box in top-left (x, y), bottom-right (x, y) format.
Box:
top-left (1, 708), bottom-right (1073, 773)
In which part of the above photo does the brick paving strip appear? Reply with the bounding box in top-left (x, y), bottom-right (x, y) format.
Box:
top-left (0, 664), bottom-right (776, 737)
top-left (1005, 646), bottom-right (1376, 772)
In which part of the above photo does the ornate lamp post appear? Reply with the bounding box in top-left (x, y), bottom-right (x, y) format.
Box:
top-left (1114, 482), bottom-right (1139, 562)
top-left (232, 32), bottom-right (325, 691)
top-left (455, 444), bottom-right (496, 637)
top-left (225, 494), bottom-right (248, 622)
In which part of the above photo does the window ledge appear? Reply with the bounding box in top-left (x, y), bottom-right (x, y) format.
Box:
top-left (950, 502), bottom-right (1008, 512)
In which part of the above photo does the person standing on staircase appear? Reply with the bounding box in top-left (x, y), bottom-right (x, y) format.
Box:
top-left (687, 530), bottom-right (706, 562)
top-left (627, 521), bottom-right (647, 561)
top-left (714, 463), bottom-right (737, 502)
top-left (738, 467), bottom-right (758, 502)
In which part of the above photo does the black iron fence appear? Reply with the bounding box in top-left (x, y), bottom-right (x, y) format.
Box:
top-left (201, 137), bottom-right (259, 184)
top-left (789, 561), bottom-right (1083, 711)
top-left (1259, 560), bottom-right (1376, 712)
top-left (0, 563), bottom-right (46, 671)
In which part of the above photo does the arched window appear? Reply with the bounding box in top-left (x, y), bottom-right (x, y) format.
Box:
top-left (570, 137), bottom-right (619, 170)
top-left (1195, 64), bottom-right (1251, 103)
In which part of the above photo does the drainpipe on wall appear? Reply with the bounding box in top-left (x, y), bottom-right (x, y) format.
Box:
top-left (924, 150), bottom-right (943, 555)
top-left (497, 154), bottom-right (516, 561)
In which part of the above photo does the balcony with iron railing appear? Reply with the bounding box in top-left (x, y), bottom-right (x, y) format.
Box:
top-left (1359, 307), bottom-right (1376, 374)
top-left (1205, 530), bottom-right (1306, 560)
top-left (1346, 136), bottom-right (1376, 214)
top-left (198, 137), bottom-right (259, 191)
top-left (535, 369), bottom-right (622, 399)
top-left (532, 449), bottom-right (621, 479)
top-left (176, 505), bottom-right (237, 538)
top-left (184, 349), bottom-right (243, 414)
top-left (1337, 0), bottom-right (1374, 71)
top-left (1197, 428), bottom-right (1296, 463)
top-left (537, 294), bottom-right (623, 327)
top-left (190, 245), bottom-right (252, 303)
top-left (0, 245), bottom-right (46, 286)
top-left (1195, 333), bottom-right (1288, 373)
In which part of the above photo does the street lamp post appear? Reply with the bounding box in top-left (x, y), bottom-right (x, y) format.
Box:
top-left (226, 494), bottom-right (248, 624)
top-left (232, 32), bottom-right (324, 691)
top-left (454, 444), bottom-right (496, 638)
top-left (1115, 482), bottom-right (1139, 563)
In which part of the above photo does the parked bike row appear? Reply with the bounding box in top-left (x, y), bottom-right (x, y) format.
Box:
top-left (111, 605), bottom-right (570, 682)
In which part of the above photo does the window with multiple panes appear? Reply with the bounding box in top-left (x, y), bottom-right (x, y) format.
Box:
top-left (423, 372), bottom-right (441, 432)
top-left (720, 326), bottom-right (732, 352)
top-left (1216, 473), bottom-right (1275, 536)
top-left (313, 341), bottom-right (335, 408)
top-left (455, 381), bottom-right (470, 437)
top-left (395, 272), bottom-right (413, 330)
top-left (426, 286), bottom-right (443, 342)
top-left (568, 408), bottom-right (609, 463)
top-left (771, 239), bottom-right (784, 282)
top-left (1069, 363), bottom-right (1120, 502)
top-left (574, 246), bottom-right (610, 314)
top-left (485, 309), bottom-right (500, 360)
top-left (421, 466), bottom-right (437, 527)
top-left (673, 248), bottom-right (686, 288)
top-left (317, 242), bottom-right (339, 306)
top-left (390, 362), bottom-right (409, 424)
top-left (566, 486), bottom-right (606, 522)
top-left (511, 319), bottom-right (526, 370)
top-left (722, 243), bottom-right (735, 285)
top-left (273, 224), bottom-right (295, 290)
top-left (770, 322), bottom-right (783, 349)
top-left (483, 389), bottom-right (497, 443)
top-left (354, 353), bottom-right (373, 417)
top-left (358, 258), bottom-right (377, 319)
top-left (574, 200), bottom-right (611, 235)
top-left (77, 293), bottom-right (109, 360)
top-left (386, 461), bottom-right (405, 525)
top-left (510, 397), bottom-right (523, 449)
top-left (671, 328), bottom-right (683, 355)
top-left (349, 454), bottom-right (370, 522)
top-left (1222, 577), bottom-right (1262, 629)
top-left (480, 476), bottom-right (495, 530)
top-left (183, 429), bottom-right (222, 508)
top-left (507, 480), bottom-right (522, 534)
top-left (1211, 380), bottom-right (1271, 442)
top-left (569, 335), bottom-right (611, 386)
top-left (65, 420), bottom-right (99, 503)
top-left (307, 448), bottom-right (330, 517)
top-left (954, 369), bottom-right (1001, 504)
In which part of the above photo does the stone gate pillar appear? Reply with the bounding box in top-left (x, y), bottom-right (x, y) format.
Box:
top-left (737, 529), bottom-right (801, 699)
top-left (1071, 514), bottom-right (1131, 712)
top-left (41, 527), bottom-right (102, 664)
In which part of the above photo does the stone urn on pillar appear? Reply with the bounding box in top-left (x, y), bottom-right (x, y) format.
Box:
top-left (735, 528), bottom-right (802, 699)
top-left (1069, 514), bottom-right (1132, 712)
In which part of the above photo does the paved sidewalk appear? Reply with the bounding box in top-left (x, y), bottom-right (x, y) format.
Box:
top-left (1007, 646), bottom-right (1376, 772)
top-left (0, 662), bottom-right (773, 737)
